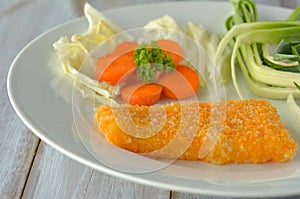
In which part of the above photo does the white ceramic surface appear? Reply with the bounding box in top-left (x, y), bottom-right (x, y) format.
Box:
top-left (7, 1), bottom-right (300, 197)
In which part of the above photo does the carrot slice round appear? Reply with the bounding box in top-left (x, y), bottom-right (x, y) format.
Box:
top-left (95, 53), bottom-right (135, 85)
top-left (121, 83), bottom-right (163, 106)
top-left (114, 41), bottom-right (138, 56)
top-left (157, 39), bottom-right (183, 65)
top-left (158, 64), bottom-right (200, 100)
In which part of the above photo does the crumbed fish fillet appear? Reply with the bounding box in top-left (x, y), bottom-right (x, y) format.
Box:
top-left (94, 100), bottom-right (298, 164)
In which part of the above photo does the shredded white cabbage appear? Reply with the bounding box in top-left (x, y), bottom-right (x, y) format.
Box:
top-left (53, 3), bottom-right (219, 104)
top-left (144, 15), bottom-right (183, 38)
top-left (185, 22), bottom-right (224, 86)
top-left (53, 3), bottom-right (124, 103)
top-left (143, 15), bottom-right (221, 86)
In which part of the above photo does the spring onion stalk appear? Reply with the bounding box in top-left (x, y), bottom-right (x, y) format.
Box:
top-left (260, 44), bottom-right (299, 71)
top-left (215, 21), bottom-right (300, 83)
top-left (288, 5), bottom-right (300, 21)
top-left (226, 26), bottom-right (300, 98)
top-left (250, 46), bottom-right (300, 85)
top-left (214, 0), bottom-right (300, 99)
top-left (231, 27), bottom-right (300, 90)
top-left (286, 82), bottom-right (300, 133)
top-left (236, 51), bottom-right (300, 98)
top-left (273, 42), bottom-right (300, 67)
top-left (215, 22), bottom-right (300, 69)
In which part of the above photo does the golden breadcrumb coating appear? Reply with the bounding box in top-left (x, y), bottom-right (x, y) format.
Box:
top-left (94, 100), bottom-right (298, 164)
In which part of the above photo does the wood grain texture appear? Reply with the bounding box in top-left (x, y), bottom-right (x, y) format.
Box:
top-left (22, 142), bottom-right (94, 199)
top-left (1, 0), bottom-right (170, 199)
top-left (22, 142), bottom-right (170, 199)
top-left (84, 165), bottom-right (169, 199)
top-left (0, 0), bottom-right (80, 198)
top-left (0, 127), bottom-right (39, 199)
top-left (1, 0), bottom-right (300, 199)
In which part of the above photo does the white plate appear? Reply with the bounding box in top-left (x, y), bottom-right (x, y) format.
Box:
top-left (7, 1), bottom-right (300, 198)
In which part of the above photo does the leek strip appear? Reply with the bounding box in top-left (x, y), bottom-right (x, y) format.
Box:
top-left (274, 53), bottom-right (298, 62)
top-left (222, 0), bottom-right (300, 100)
top-left (239, 0), bottom-right (257, 22)
top-left (261, 44), bottom-right (299, 67)
top-left (288, 5), bottom-right (300, 21)
top-left (229, 0), bottom-right (257, 24)
top-left (251, 43), bottom-right (262, 65)
top-left (244, 45), bottom-right (300, 87)
top-left (235, 26), bottom-right (300, 46)
top-left (230, 26), bottom-right (300, 93)
top-left (287, 94), bottom-right (300, 130)
top-left (235, 47), bottom-right (300, 99)
top-left (231, 46), bottom-right (243, 98)
top-left (214, 21), bottom-right (300, 70)
top-left (231, 34), bottom-right (300, 99)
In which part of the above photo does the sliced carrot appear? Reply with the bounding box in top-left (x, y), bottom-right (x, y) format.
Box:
top-left (158, 64), bottom-right (200, 100)
top-left (94, 53), bottom-right (115, 81)
top-left (114, 41), bottom-right (138, 56)
top-left (157, 39), bottom-right (183, 65)
top-left (121, 83), bottom-right (163, 106)
top-left (95, 53), bottom-right (136, 85)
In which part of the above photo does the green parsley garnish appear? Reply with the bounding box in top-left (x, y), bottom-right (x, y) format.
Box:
top-left (133, 41), bottom-right (176, 82)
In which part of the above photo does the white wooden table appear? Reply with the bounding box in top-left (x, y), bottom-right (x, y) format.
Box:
top-left (1, 0), bottom-right (300, 198)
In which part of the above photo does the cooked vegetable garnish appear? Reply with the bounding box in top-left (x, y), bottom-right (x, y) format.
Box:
top-left (157, 39), bottom-right (182, 65)
top-left (95, 53), bottom-right (136, 85)
top-left (158, 64), bottom-right (200, 100)
top-left (53, 3), bottom-right (130, 104)
top-left (214, 0), bottom-right (300, 99)
top-left (53, 4), bottom-right (211, 104)
top-left (120, 83), bottom-right (163, 106)
top-left (114, 41), bottom-right (138, 56)
top-left (287, 4), bottom-right (300, 21)
top-left (133, 40), bottom-right (177, 82)
top-left (294, 81), bottom-right (300, 90)
top-left (289, 83), bottom-right (300, 128)
top-left (287, 94), bottom-right (300, 132)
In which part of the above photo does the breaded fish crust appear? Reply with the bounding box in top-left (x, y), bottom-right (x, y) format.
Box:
top-left (94, 100), bottom-right (298, 164)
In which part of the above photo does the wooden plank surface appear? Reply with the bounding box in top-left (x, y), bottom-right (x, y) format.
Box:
top-left (0, 0), bottom-right (170, 198)
top-left (22, 142), bottom-right (169, 199)
top-left (0, 0), bottom-right (81, 198)
top-left (1, 0), bottom-right (300, 199)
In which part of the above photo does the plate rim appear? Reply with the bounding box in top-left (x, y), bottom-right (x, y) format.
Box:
top-left (6, 1), bottom-right (300, 198)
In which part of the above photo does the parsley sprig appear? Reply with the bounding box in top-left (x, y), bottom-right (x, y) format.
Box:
top-left (133, 41), bottom-right (176, 82)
